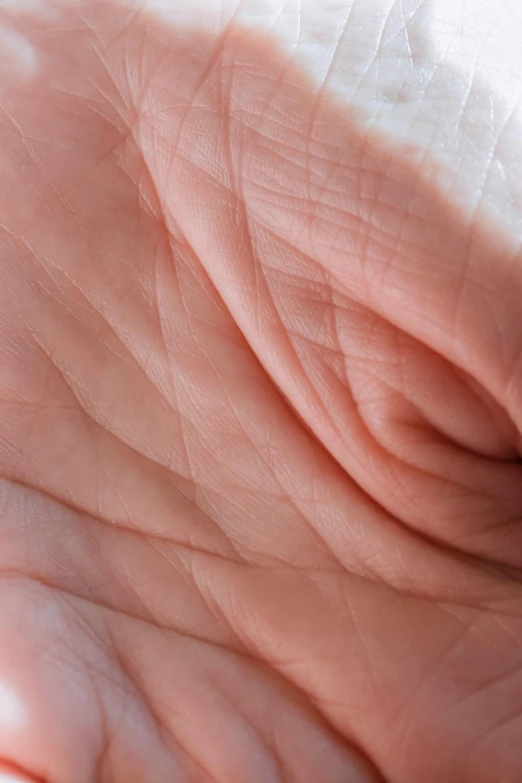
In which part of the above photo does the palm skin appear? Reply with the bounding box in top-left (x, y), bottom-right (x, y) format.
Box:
top-left (1, 0), bottom-right (522, 780)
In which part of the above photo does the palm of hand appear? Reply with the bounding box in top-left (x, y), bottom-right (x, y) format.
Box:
top-left (1, 2), bottom-right (522, 781)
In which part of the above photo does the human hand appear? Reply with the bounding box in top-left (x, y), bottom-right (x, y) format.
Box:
top-left (1, 1), bottom-right (522, 780)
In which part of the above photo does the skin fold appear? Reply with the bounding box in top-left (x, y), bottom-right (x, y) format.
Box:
top-left (0, 0), bottom-right (522, 780)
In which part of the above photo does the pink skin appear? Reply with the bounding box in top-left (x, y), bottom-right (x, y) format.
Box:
top-left (0, 0), bottom-right (522, 781)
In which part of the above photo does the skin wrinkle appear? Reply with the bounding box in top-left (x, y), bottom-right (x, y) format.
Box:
top-left (0, 471), bottom-right (516, 637)
top-left (256, 233), bottom-right (492, 474)
top-left (223, 104), bottom-right (366, 572)
top-left (172, 219), bottom-right (516, 580)
top-left (2, 472), bottom-right (340, 662)
top-left (243, 241), bottom-right (496, 564)
top-left (240, 223), bottom-right (522, 570)
top-left (2, 3), bottom-right (515, 779)
top-left (221, 32), bottom-right (520, 532)
top-left (0, 112), bottom-right (76, 218)
top-left (119, 44), bottom-right (358, 562)
top-left (134, 41), bottom-right (410, 580)
top-left (211, 134), bottom-right (363, 462)
top-left (14, 335), bottom-right (217, 526)
top-left (154, 240), bottom-right (197, 490)
top-left (264, 27), bottom-right (516, 356)
top-left (348, 352), bottom-right (513, 469)
top-left (3, 490), bottom-right (256, 649)
top-left (202, 681), bottom-right (286, 783)
top-left (101, 640), bottom-right (200, 783)
top-left (103, 587), bottom-right (385, 783)
top-left (28, 310), bottom-right (279, 555)
top-left (117, 43), bottom-right (197, 447)
top-left (0, 465), bottom-right (247, 590)
top-left (0, 15), bottom-right (512, 580)
top-left (181, 323), bottom-right (347, 571)
top-left (0, 565), bottom-right (262, 685)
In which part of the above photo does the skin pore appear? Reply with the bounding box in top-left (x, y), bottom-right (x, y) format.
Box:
top-left (0, 0), bottom-right (522, 781)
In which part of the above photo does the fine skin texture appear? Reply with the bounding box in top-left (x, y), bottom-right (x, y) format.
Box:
top-left (0, 0), bottom-right (522, 780)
